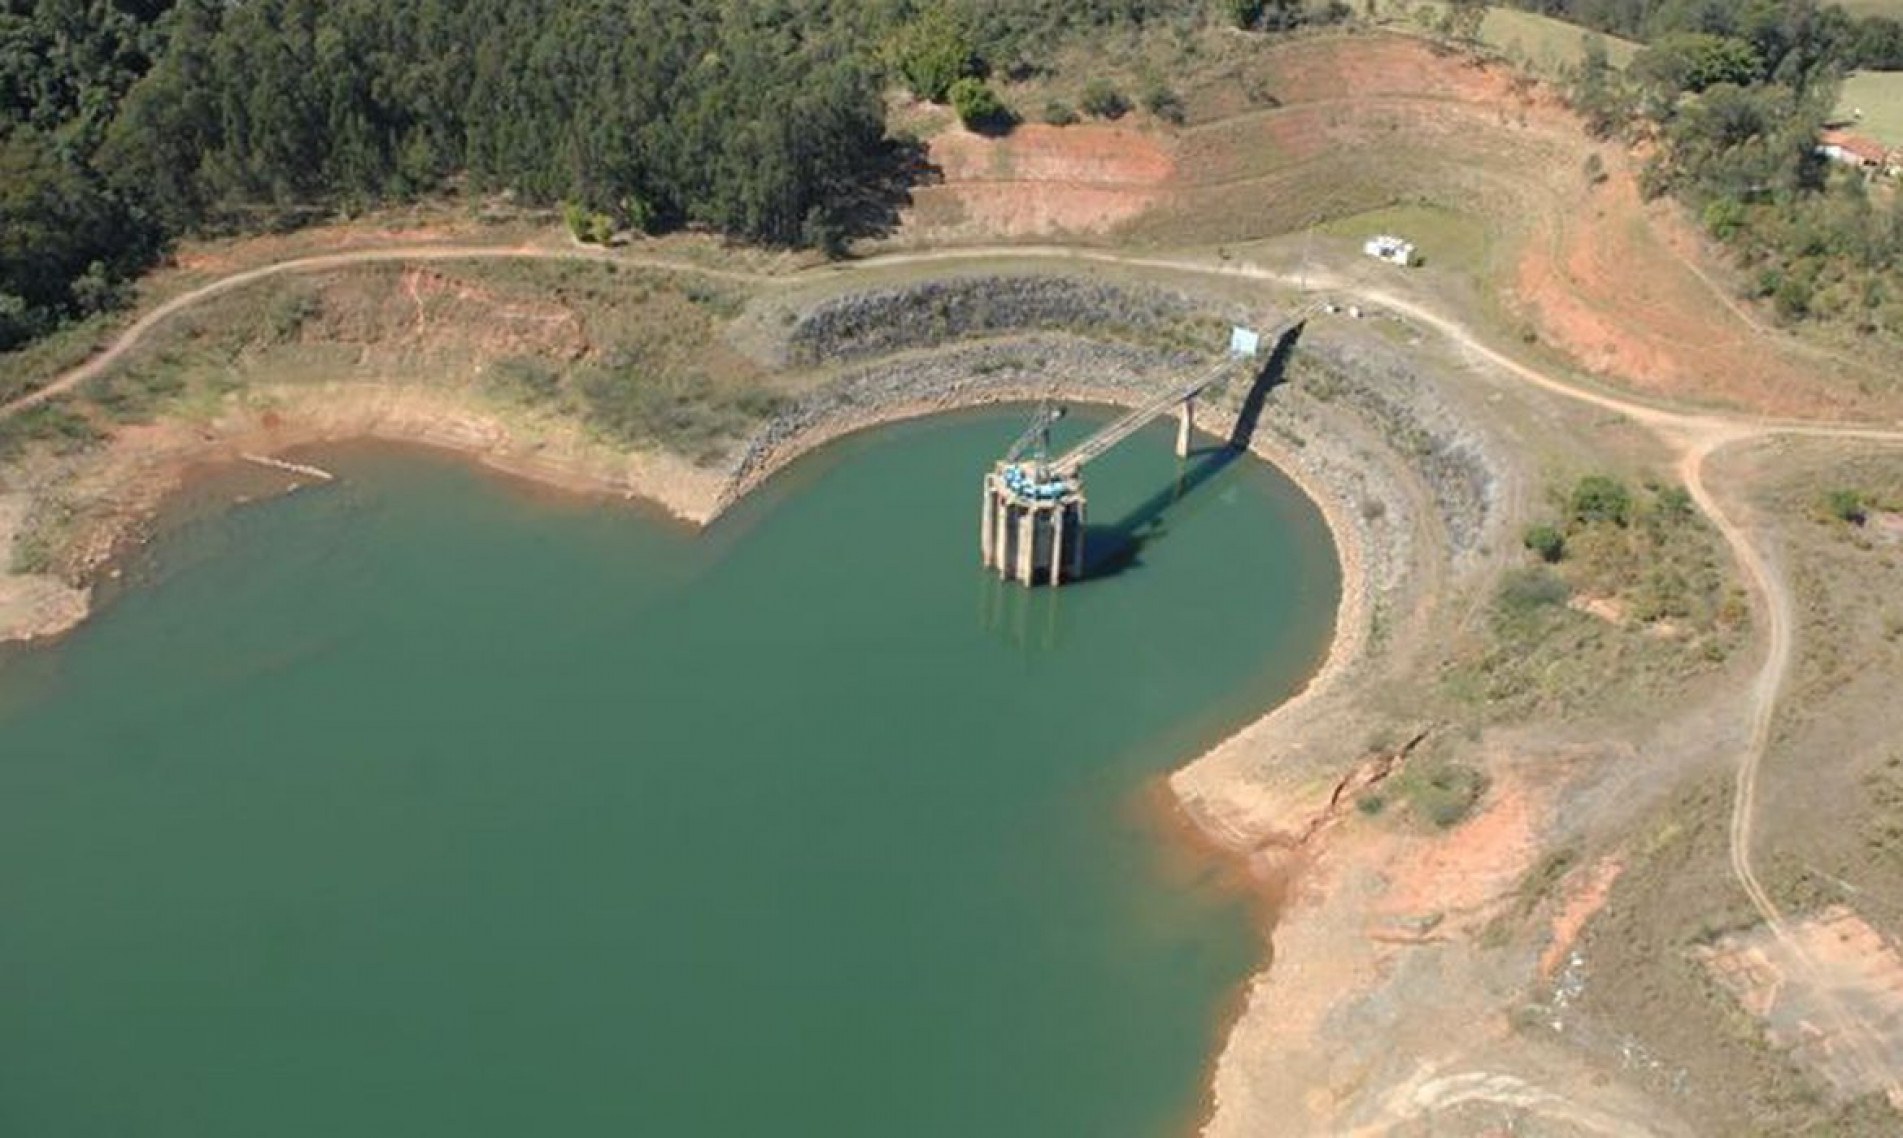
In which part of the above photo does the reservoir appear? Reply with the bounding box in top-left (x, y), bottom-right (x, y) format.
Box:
top-left (0, 408), bottom-right (1338, 1136)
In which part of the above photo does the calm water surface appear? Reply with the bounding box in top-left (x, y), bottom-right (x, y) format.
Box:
top-left (0, 409), bottom-right (1337, 1136)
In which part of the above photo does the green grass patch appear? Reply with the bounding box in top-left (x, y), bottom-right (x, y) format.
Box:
top-left (1317, 203), bottom-right (1493, 278)
top-left (1836, 0), bottom-right (1903, 19)
top-left (1443, 476), bottom-right (1744, 720)
top-left (574, 353), bottom-right (785, 463)
top-left (0, 399), bottom-right (105, 460)
top-left (82, 355), bottom-right (191, 423)
top-left (1363, 0), bottom-right (1639, 72)
top-left (1835, 70), bottom-right (1903, 149)
top-left (1388, 759), bottom-right (1491, 829)
top-left (0, 313), bottom-right (117, 404)
top-left (483, 357), bottom-right (565, 407)
top-left (1477, 7), bottom-right (1640, 72)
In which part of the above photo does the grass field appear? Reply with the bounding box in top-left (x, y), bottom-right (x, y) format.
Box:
top-left (1365, 0), bottom-right (1640, 72)
top-left (1318, 203), bottom-right (1493, 277)
top-left (1837, 70), bottom-right (1903, 148)
top-left (1835, 0), bottom-right (1903, 18)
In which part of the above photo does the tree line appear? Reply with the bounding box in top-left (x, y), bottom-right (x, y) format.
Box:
top-left (1509, 0), bottom-right (1903, 70)
top-left (1, 0), bottom-right (1179, 354)
top-left (1534, 0), bottom-right (1903, 335)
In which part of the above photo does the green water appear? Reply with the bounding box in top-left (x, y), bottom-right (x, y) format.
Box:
top-left (0, 408), bottom-right (1337, 1137)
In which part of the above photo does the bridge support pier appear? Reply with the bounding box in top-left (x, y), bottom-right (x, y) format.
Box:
top-left (1175, 396), bottom-right (1194, 460)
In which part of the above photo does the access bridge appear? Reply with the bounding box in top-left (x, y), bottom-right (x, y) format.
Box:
top-left (980, 309), bottom-right (1311, 586)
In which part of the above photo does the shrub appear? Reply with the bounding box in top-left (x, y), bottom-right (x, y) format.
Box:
top-left (1825, 488), bottom-right (1868, 525)
top-left (1497, 566), bottom-right (1571, 618)
top-left (1143, 83), bottom-right (1185, 125)
top-left (485, 357), bottom-right (564, 406)
top-left (1409, 762), bottom-right (1490, 829)
top-left (0, 399), bottom-right (104, 459)
top-left (1225, 0), bottom-right (1265, 28)
top-left (1654, 484), bottom-right (1694, 521)
top-left (948, 77), bottom-right (1009, 132)
top-left (1523, 523), bottom-right (1566, 563)
top-left (1080, 79), bottom-right (1129, 120)
top-left (1041, 99), bottom-right (1078, 126)
top-left (267, 290), bottom-right (322, 342)
top-left (563, 201), bottom-right (615, 245)
top-left (1569, 474), bottom-right (1632, 527)
top-left (892, 4), bottom-right (978, 103)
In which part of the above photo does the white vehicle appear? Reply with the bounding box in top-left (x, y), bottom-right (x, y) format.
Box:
top-left (1363, 234), bottom-right (1416, 266)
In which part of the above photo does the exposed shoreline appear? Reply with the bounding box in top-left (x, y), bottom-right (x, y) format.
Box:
top-left (0, 352), bottom-right (1388, 1138)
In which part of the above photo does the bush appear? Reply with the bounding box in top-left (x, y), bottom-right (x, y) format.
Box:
top-left (1080, 79), bottom-right (1129, 120)
top-left (0, 398), bottom-right (104, 459)
top-left (1225, 0), bottom-right (1265, 29)
top-left (1497, 566), bottom-right (1572, 618)
top-left (485, 357), bottom-right (564, 406)
top-left (1143, 83), bottom-right (1185, 125)
top-left (1523, 523), bottom-right (1566, 563)
top-left (1041, 99), bottom-right (1078, 126)
top-left (563, 202), bottom-right (615, 245)
top-left (1569, 474), bottom-right (1633, 527)
top-left (1407, 762), bottom-right (1490, 829)
top-left (948, 77), bottom-right (1009, 132)
top-left (1825, 488), bottom-right (1868, 525)
top-left (1654, 484), bottom-right (1694, 521)
top-left (892, 5), bottom-right (978, 103)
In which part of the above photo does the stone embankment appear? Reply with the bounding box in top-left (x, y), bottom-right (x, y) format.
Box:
top-left (771, 274), bottom-right (1230, 369)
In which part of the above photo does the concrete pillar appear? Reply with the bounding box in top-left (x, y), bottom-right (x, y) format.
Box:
top-left (1070, 499), bottom-right (1087, 581)
top-left (996, 501), bottom-right (1012, 580)
top-left (1176, 396), bottom-right (1194, 459)
top-left (1050, 503), bottom-right (1066, 588)
top-left (981, 479), bottom-right (997, 568)
top-left (1016, 509), bottom-right (1036, 584)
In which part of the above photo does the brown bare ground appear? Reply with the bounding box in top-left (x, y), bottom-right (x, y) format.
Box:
top-left (903, 33), bottom-right (1895, 420)
top-left (1539, 857), bottom-right (1623, 980)
top-left (905, 123), bottom-right (1175, 240)
top-left (1700, 905), bottom-right (1903, 1108)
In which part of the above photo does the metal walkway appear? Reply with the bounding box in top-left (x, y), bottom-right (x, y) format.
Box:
top-left (1049, 307), bottom-right (1312, 474)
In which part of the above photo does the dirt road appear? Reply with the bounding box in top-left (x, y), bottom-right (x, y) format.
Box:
top-left (11, 236), bottom-right (1903, 1108)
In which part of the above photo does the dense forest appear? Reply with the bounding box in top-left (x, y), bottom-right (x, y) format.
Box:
top-left (8, 0), bottom-right (1903, 355)
top-left (0, 0), bottom-right (1174, 352)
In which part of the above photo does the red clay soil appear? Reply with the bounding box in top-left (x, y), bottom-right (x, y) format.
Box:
top-left (911, 33), bottom-right (1889, 419)
top-left (1254, 36), bottom-right (1882, 419)
top-left (907, 123), bottom-right (1176, 240)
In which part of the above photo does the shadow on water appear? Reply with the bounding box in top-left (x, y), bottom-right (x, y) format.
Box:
top-left (1079, 322), bottom-right (1306, 581)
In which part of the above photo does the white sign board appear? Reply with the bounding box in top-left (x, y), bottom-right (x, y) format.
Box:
top-left (1229, 326), bottom-right (1262, 358)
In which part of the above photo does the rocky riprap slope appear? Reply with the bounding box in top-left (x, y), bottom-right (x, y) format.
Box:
top-left (758, 274), bottom-right (1231, 369)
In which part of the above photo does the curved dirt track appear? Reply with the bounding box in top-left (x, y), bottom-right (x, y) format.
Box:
top-left (0, 243), bottom-right (763, 419)
top-left (12, 237), bottom-right (1903, 1111)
